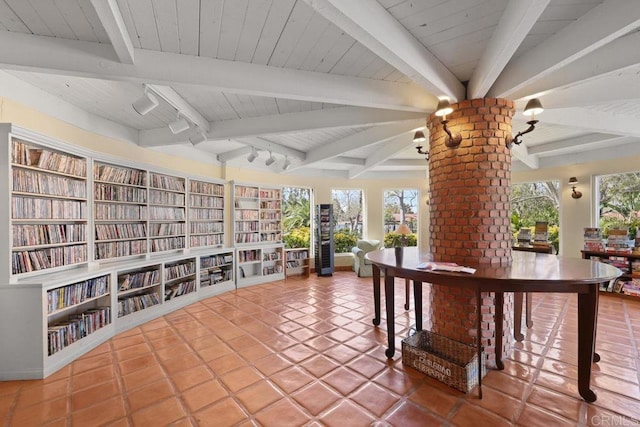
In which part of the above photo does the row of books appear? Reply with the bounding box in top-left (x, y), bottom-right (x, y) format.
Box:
top-left (94, 182), bottom-right (147, 203)
top-left (601, 278), bottom-right (640, 296)
top-left (260, 223), bottom-right (281, 232)
top-left (286, 260), bottom-right (305, 268)
top-left (13, 140), bottom-right (87, 177)
top-left (118, 291), bottom-right (161, 317)
top-left (189, 209), bottom-right (224, 220)
top-left (238, 249), bottom-right (260, 262)
top-left (148, 206), bottom-right (186, 220)
top-left (190, 222), bottom-right (224, 234)
top-left (263, 252), bottom-right (281, 261)
top-left (94, 164), bottom-right (146, 186)
top-left (286, 250), bottom-right (309, 260)
top-left (583, 227), bottom-right (635, 253)
top-left (234, 210), bottom-right (259, 220)
top-left (236, 222), bottom-right (259, 232)
top-left (165, 261), bottom-right (196, 281)
top-left (235, 186), bottom-right (259, 198)
top-left (95, 240), bottom-right (147, 260)
top-left (13, 168), bottom-right (86, 198)
top-left (259, 190), bottom-right (280, 199)
top-left (201, 254), bottom-right (234, 268)
top-left (149, 189), bottom-right (185, 206)
top-left (12, 196), bottom-right (86, 220)
top-left (95, 223), bottom-right (146, 241)
top-left (263, 265), bottom-right (283, 275)
top-left (235, 233), bottom-right (261, 244)
top-left (190, 235), bottom-right (224, 247)
top-left (12, 245), bottom-right (87, 274)
top-left (164, 280), bottom-right (196, 301)
top-left (261, 232), bottom-right (283, 241)
top-left (190, 181), bottom-right (224, 196)
top-left (151, 237), bottom-right (185, 252)
top-left (118, 270), bottom-right (160, 292)
top-left (47, 275), bottom-right (109, 313)
top-left (95, 203), bottom-right (145, 220)
top-left (260, 212), bottom-right (281, 220)
top-left (200, 268), bottom-right (233, 287)
top-left (150, 223), bottom-right (185, 237)
top-left (150, 173), bottom-right (185, 192)
top-left (260, 201), bottom-right (281, 210)
top-left (48, 306), bottom-right (111, 356)
top-left (189, 194), bottom-right (224, 207)
top-left (13, 224), bottom-right (86, 247)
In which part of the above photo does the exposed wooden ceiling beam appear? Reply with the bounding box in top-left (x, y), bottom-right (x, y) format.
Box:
top-left (527, 133), bottom-right (626, 155)
top-left (89, 0), bottom-right (135, 64)
top-left (302, 0), bottom-right (464, 101)
top-left (139, 106), bottom-right (427, 147)
top-left (489, 0), bottom-right (640, 98)
top-left (286, 120), bottom-right (422, 171)
top-left (468, 0), bottom-right (549, 99)
top-left (0, 31), bottom-right (436, 112)
top-left (234, 137), bottom-right (306, 161)
top-left (348, 134), bottom-right (415, 179)
top-left (541, 108), bottom-right (640, 138)
top-left (146, 85), bottom-right (211, 133)
top-left (510, 143), bottom-right (539, 169)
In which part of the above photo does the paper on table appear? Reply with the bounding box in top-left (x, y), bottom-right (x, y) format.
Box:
top-left (416, 262), bottom-right (476, 274)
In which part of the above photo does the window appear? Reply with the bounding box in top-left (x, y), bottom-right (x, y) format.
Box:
top-left (596, 172), bottom-right (640, 238)
top-left (331, 189), bottom-right (363, 253)
top-left (282, 187), bottom-right (312, 249)
top-left (510, 181), bottom-right (560, 251)
top-left (383, 189), bottom-right (419, 247)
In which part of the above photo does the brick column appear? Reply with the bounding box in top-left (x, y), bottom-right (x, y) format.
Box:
top-left (427, 98), bottom-right (515, 368)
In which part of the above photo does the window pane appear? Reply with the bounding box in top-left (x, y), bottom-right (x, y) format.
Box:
top-left (282, 187), bottom-right (312, 249)
top-left (331, 189), bottom-right (363, 253)
top-left (596, 172), bottom-right (640, 240)
top-left (383, 189), bottom-right (418, 247)
top-left (510, 181), bottom-right (560, 252)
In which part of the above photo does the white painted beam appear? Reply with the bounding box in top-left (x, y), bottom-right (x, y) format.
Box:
top-left (217, 146), bottom-right (253, 162)
top-left (302, 0), bottom-right (464, 101)
top-left (468, 0), bottom-right (549, 99)
top-left (348, 134), bottom-right (415, 179)
top-left (0, 31), bottom-right (437, 112)
top-left (89, 0), bottom-right (135, 64)
top-left (542, 108), bottom-right (640, 138)
top-left (505, 31), bottom-right (640, 101)
top-left (489, 0), bottom-right (640, 98)
top-left (236, 137), bottom-right (306, 161)
top-left (139, 106), bottom-right (428, 146)
top-left (510, 143), bottom-right (539, 169)
top-left (528, 133), bottom-right (625, 155)
top-left (286, 120), bottom-right (422, 170)
top-left (380, 159), bottom-right (427, 167)
top-left (145, 85), bottom-right (211, 133)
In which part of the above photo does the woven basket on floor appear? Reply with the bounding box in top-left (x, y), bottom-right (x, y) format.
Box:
top-left (402, 330), bottom-right (486, 393)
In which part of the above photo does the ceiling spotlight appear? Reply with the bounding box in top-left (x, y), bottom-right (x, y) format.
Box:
top-left (283, 156), bottom-right (291, 170)
top-left (265, 151), bottom-right (275, 166)
top-left (132, 87), bottom-right (159, 115)
top-left (188, 132), bottom-right (207, 145)
top-left (247, 147), bottom-right (258, 163)
top-left (169, 114), bottom-right (190, 134)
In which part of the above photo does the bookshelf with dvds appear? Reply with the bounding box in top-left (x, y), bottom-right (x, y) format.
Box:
top-left (116, 263), bottom-right (162, 321)
top-left (164, 257), bottom-right (197, 302)
top-left (199, 249), bottom-right (235, 296)
top-left (149, 172), bottom-right (186, 253)
top-left (236, 244), bottom-right (284, 287)
top-left (232, 181), bottom-right (284, 287)
top-left (189, 179), bottom-right (225, 248)
top-left (582, 250), bottom-right (640, 299)
top-left (285, 248), bottom-right (310, 278)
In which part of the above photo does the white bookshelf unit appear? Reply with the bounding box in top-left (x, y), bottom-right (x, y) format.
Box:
top-left (0, 124), bottom-right (239, 380)
top-left (285, 248), bottom-right (310, 278)
top-left (232, 182), bottom-right (284, 287)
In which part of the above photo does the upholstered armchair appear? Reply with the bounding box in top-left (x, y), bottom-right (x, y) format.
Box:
top-left (352, 240), bottom-right (382, 277)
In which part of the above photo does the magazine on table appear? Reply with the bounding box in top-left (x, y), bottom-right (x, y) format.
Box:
top-left (416, 262), bottom-right (476, 274)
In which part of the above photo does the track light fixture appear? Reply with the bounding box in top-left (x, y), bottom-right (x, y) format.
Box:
top-left (265, 151), bottom-right (275, 166)
top-left (188, 131), bottom-right (207, 145)
top-left (508, 98), bottom-right (544, 147)
top-left (282, 155), bottom-right (291, 170)
top-left (169, 113), bottom-right (190, 134)
top-left (247, 147), bottom-right (258, 163)
top-left (132, 86), bottom-right (159, 115)
top-left (434, 98), bottom-right (461, 147)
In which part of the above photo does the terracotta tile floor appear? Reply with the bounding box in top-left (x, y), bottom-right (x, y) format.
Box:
top-left (2, 272), bottom-right (640, 426)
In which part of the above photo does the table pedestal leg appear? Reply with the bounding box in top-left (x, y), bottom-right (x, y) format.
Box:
top-left (526, 292), bottom-right (533, 328)
top-left (372, 265), bottom-right (381, 326)
top-left (514, 292), bottom-right (524, 341)
top-left (385, 273), bottom-right (395, 358)
top-left (495, 292), bottom-right (504, 370)
top-left (413, 281), bottom-right (422, 331)
top-left (404, 279), bottom-right (410, 310)
top-left (577, 288), bottom-right (599, 402)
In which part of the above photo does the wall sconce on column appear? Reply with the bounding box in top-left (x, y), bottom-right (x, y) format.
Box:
top-left (434, 99), bottom-right (461, 148)
top-left (508, 98), bottom-right (544, 147)
top-left (568, 177), bottom-right (582, 199)
top-left (413, 130), bottom-right (429, 161)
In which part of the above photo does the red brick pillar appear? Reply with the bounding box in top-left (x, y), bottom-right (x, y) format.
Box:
top-left (427, 98), bottom-right (515, 368)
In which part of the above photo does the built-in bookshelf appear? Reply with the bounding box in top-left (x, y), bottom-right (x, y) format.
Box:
top-left (236, 244), bottom-right (284, 287)
top-left (285, 248), bottom-right (310, 278)
top-left (260, 188), bottom-right (282, 243)
top-left (164, 258), bottom-right (196, 301)
top-left (117, 264), bottom-right (162, 318)
top-left (149, 172), bottom-right (186, 253)
top-left (10, 138), bottom-right (89, 276)
top-left (233, 184), bottom-right (260, 245)
top-left (93, 161), bottom-right (148, 260)
top-left (189, 179), bottom-right (225, 248)
top-left (47, 274), bottom-right (111, 356)
top-left (199, 251), bottom-right (234, 295)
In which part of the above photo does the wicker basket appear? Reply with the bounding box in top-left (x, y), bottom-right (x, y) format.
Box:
top-left (402, 330), bottom-right (486, 393)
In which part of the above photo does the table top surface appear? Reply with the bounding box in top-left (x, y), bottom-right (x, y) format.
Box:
top-left (366, 247), bottom-right (621, 289)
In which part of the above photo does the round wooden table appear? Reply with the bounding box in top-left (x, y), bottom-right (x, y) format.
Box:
top-left (366, 247), bottom-right (621, 402)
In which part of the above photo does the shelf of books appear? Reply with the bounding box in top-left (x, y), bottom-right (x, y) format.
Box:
top-left (199, 249), bottom-right (235, 296)
top-left (94, 161), bottom-right (148, 260)
top-left (189, 179), bottom-right (225, 248)
top-left (10, 137), bottom-right (89, 278)
top-left (582, 227), bottom-right (640, 299)
top-left (164, 257), bottom-right (197, 302)
top-left (117, 264), bottom-right (162, 319)
top-left (285, 248), bottom-right (310, 278)
top-left (148, 172), bottom-right (186, 253)
top-left (236, 244), bottom-right (284, 288)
